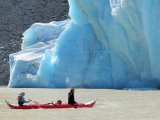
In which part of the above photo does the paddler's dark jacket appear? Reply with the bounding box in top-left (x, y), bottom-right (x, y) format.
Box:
top-left (68, 92), bottom-right (77, 105)
top-left (17, 96), bottom-right (30, 106)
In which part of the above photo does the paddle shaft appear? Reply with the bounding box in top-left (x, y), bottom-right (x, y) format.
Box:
top-left (29, 99), bottom-right (39, 104)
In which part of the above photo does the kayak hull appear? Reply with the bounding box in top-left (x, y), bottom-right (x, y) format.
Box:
top-left (5, 100), bottom-right (96, 109)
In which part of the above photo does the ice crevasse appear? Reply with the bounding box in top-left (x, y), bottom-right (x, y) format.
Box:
top-left (8, 0), bottom-right (160, 89)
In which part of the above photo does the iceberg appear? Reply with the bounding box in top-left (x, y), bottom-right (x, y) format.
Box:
top-left (8, 0), bottom-right (160, 89)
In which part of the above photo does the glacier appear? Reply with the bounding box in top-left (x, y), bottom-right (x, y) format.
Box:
top-left (8, 0), bottom-right (160, 89)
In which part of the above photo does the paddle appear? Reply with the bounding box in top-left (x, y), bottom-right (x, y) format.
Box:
top-left (29, 99), bottom-right (39, 104)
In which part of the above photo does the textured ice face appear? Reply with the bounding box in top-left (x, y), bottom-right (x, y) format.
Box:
top-left (8, 0), bottom-right (160, 89)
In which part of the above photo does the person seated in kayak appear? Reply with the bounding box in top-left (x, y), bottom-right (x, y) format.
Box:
top-left (68, 88), bottom-right (77, 105)
top-left (17, 92), bottom-right (31, 106)
top-left (56, 100), bottom-right (62, 104)
top-left (48, 100), bottom-right (62, 105)
top-left (54, 100), bottom-right (62, 105)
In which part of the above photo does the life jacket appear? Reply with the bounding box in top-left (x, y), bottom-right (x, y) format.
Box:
top-left (17, 96), bottom-right (22, 102)
top-left (17, 96), bottom-right (24, 105)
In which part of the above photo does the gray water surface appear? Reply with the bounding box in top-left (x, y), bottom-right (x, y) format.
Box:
top-left (0, 87), bottom-right (160, 120)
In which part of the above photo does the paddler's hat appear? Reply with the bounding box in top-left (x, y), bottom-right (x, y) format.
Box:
top-left (19, 92), bottom-right (25, 96)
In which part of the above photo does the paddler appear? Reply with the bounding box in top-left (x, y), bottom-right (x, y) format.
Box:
top-left (68, 88), bottom-right (77, 105)
top-left (17, 92), bottom-right (31, 106)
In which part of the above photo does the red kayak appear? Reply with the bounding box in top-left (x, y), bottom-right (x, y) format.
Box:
top-left (5, 100), bottom-right (96, 109)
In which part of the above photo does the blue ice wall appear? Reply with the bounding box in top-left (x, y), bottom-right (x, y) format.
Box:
top-left (8, 0), bottom-right (160, 89)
